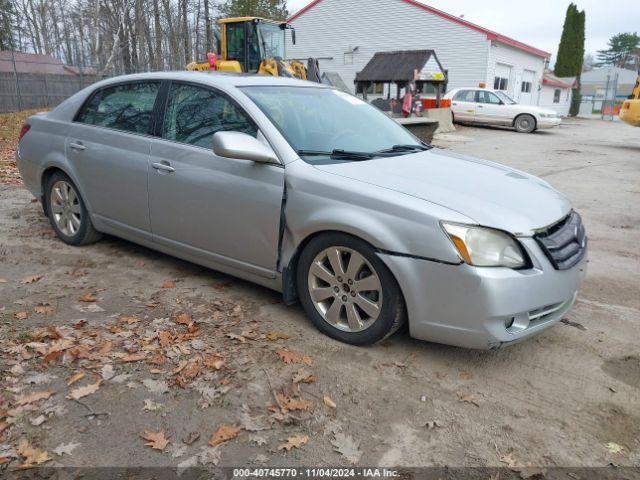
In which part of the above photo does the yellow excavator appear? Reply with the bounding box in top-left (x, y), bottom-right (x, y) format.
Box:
top-left (187, 17), bottom-right (317, 81)
top-left (619, 72), bottom-right (640, 127)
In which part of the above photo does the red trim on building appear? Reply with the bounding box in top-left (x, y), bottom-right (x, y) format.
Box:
top-left (288, 0), bottom-right (551, 59)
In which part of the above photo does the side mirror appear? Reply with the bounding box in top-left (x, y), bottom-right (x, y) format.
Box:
top-left (213, 131), bottom-right (279, 164)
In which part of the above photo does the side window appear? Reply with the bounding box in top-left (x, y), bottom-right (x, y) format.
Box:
top-left (478, 91), bottom-right (502, 105)
top-left (77, 82), bottom-right (160, 134)
top-left (553, 89), bottom-right (561, 103)
top-left (493, 76), bottom-right (508, 91)
top-left (453, 90), bottom-right (475, 102)
top-left (162, 83), bottom-right (258, 148)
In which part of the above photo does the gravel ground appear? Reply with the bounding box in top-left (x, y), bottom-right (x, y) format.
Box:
top-left (0, 116), bottom-right (638, 474)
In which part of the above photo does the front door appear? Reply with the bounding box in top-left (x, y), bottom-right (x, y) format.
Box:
top-left (148, 82), bottom-right (284, 276)
top-left (476, 90), bottom-right (508, 125)
top-left (67, 81), bottom-right (161, 237)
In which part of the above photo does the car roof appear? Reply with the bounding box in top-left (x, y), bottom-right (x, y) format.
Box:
top-left (91, 71), bottom-right (327, 89)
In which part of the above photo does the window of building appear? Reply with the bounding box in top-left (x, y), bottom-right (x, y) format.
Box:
top-left (162, 83), bottom-right (257, 148)
top-left (553, 89), bottom-right (561, 103)
top-left (494, 76), bottom-right (509, 91)
top-left (521, 81), bottom-right (532, 93)
top-left (77, 82), bottom-right (160, 134)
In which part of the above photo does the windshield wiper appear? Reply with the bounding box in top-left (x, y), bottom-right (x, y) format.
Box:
top-left (376, 144), bottom-right (431, 153)
top-left (296, 149), bottom-right (376, 160)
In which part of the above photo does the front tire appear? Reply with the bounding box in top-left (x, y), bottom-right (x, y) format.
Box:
top-left (514, 114), bottom-right (536, 133)
top-left (296, 233), bottom-right (405, 345)
top-left (45, 172), bottom-right (102, 246)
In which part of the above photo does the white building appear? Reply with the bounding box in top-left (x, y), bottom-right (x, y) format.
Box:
top-left (287, 0), bottom-right (551, 105)
top-left (539, 73), bottom-right (575, 116)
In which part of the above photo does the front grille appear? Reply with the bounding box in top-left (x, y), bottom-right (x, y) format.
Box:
top-left (534, 211), bottom-right (587, 270)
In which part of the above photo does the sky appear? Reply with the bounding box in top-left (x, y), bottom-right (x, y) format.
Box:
top-left (286, 0), bottom-right (640, 64)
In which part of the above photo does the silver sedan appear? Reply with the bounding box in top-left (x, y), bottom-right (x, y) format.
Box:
top-left (16, 72), bottom-right (587, 348)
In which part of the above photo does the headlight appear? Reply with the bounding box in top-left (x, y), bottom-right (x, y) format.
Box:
top-left (441, 222), bottom-right (527, 268)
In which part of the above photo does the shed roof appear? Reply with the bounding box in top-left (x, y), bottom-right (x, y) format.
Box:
top-left (355, 49), bottom-right (442, 83)
top-left (0, 51), bottom-right (75, 75)
top-left (543, 73), bottom-right (576, 89)
top-left (289, 0), bottom-right (551, 58)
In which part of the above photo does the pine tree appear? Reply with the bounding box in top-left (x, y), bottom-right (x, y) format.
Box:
top-left (219, 0), bottom-right (289, 21)
top-left (554, 3), bottom-right (585, 116)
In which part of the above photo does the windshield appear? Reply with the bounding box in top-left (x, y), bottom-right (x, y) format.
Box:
top-left (495, 91), bottom-right (517, 104)
top-left (257, 23), bottom-right (285, 59)
top-left (241, 86), bottom-right (424, 163)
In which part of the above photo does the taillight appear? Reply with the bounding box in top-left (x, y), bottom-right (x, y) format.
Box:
top-left (18, 123), bottom-right (30, 141)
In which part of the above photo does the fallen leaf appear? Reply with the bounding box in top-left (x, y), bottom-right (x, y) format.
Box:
top-left (42, 349), bottom-right (61, 365)
top-left (175, 313), bottom-right (192, 325)
top-left (34, 305), bottom-right (55, 315)
top-left (331, 432), bottom-right (362, 464)
top-left (67, 380), bottom-right (101, 400)
top-left (203, 354), bottom-right (224, 370)
top-left (20, 274), bottom-right (43, 284)
top-left (266, 331), bottom-right (290, 341)
top-left (73, 320), bottom-right (87, 329)
top-left (120, 352), bottom-right (147, 362)
top-left (226, 332), bottom-right (247, 343)
top-left (499, 453), bottom-right (521, 469)
top-left (17, 439), bottom-right (51, 467)
top-left (142, 379), bottom-right (169, 394)
top-left (143, 399), bottom-right (163, 411)
top-left (457, 392), bottom-right (480, 407)
top-left (424, 420), bottom-right (442, 430)
top-left (458, 371), bottom-right (473, 380)
top-left (142, 429), bottom-right (170, 451)
top-left (53, 442), bottom-right (80, 456)
top-left (99, 340), bottom-right (114, 355)
top-left (67, 372), bottom-right (86, 386)
top-left (605, 442), bottom-right (624, 454)
top-left (79, 293), bottom-right (97, 303)
top-left (15, 390), bottom-right (54, 406)
top-left (15, 311), bottom-right (28, 320)
top-left (30, 415), bottom-right (47, 426)
top-left (162, 280), bottom-right (176, 289)
top-left (278, 434), bottom-right (309, 451)
top-left (183, 431), bottom-right (200, 445)
top-left (276, 348), bottom-right (313, 365)
top-left (0, 277), bottom-right (8, 283)
top-left (209, 425), bottom-right (241, 446)
top-left (120, 315), bottom-right (139, 325)
top-left (323, 395), bottom-right (337, 409)
top-left (292, 368), bottom-right (316, 384)
top-left (277, 394), bottom-right (313, 412)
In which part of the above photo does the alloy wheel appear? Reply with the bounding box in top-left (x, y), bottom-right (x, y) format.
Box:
top-left (50, 180), bottom-right (82, 237)
top-left (307, 246), bottom-right (383, 332)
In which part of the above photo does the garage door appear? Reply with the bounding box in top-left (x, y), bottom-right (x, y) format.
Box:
top-left (493, 63), bottom-right (512, 96)
top-left (520, 69), bottom-right (536, 105)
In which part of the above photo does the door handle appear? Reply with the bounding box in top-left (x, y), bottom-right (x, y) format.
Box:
top-left (152, 162), bottom-right (175, 173)
top-left (69, 142), bottom-right (86, 151)
top-left (477, 105), bottom-right (484, 108)
top-left (452, 102), bottom-right (458, 106)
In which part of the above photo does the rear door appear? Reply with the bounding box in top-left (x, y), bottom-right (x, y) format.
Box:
top-left (450, 90), bottom-right (476, 122)
top-left (67, 81), bottom-right (160, 238)
top-left (147, 81), bottom-right (284, 276)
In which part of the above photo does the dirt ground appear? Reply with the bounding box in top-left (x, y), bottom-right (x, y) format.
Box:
top-left (0, 115), bottom-right (638, 475)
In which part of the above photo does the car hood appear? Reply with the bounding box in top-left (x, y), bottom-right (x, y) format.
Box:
top-left (313, 148), bottom-right (571, 236)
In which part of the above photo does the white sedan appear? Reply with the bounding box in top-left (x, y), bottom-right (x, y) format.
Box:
top-left (445, 88), bottom-right (561, 133)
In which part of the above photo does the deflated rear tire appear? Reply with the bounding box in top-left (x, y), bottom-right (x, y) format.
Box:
top-left (297, 233), bottom-right (405, 345)
top-left (45, 171), bottom-right (102, 246)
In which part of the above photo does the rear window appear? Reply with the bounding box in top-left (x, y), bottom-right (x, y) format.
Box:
top-left (76, 82), bottom-right (160, 134)
top-left (453, 90), bottom-right (476, 102)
